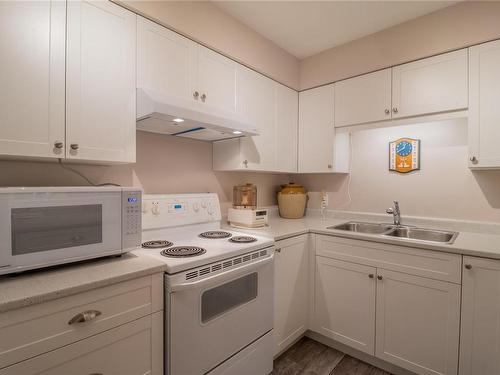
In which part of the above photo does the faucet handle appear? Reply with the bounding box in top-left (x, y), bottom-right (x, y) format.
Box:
top-left (386, 208), bottom-right (394, 214)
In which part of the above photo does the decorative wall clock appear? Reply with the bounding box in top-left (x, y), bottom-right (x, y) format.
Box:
top-left (389, 138), bottom-right (420, 173)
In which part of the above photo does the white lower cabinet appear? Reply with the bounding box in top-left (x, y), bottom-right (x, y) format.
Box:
top-left (459, 256), bottom-right (500, 375)
top-left (375, 269), bottom-right (460, 375)
top-left (0, 313), bottom-right (162, 375)
top-left (312, 236), bottom-right (461, 375)
top-left (314, 256), bottom-right (376, 354)
top-left (273, 235), bottom-right (309, 356)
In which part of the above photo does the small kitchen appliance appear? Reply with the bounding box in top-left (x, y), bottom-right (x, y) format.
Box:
top-left (136, 193), bottom-right (274, 375)
top-left (277, 183), bottom-right (307, 219)
top-left (0, 187), bottom-right (141, 275)
top-left (228, 183), bottom-right (268, 228)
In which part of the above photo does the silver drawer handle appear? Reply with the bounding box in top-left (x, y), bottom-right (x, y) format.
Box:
top-left (68, 310), bottom-right (102, 325)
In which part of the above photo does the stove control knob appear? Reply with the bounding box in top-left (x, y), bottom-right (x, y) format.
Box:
top-left (201, 200), bottom-right (207, 209)
top-left (207, 202), bottom-right (214, 215)
top-left (142, 202), bottom-right (148, 214)
top-left (151, 203), bottom-right (160, 216)
top-left (193, 202), bottom-right (200, 212)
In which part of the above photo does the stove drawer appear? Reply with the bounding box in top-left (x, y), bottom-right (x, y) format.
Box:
top-left (0, 273), bottom-right (163, 369)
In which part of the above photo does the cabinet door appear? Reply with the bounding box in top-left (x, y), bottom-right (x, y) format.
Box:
top-left (314, 256), bottom-right (376, 354)
top-left (0, 1), bottom-right (65, 159)
top-left (197, 45), bottom-right (239, 116)
top-left (468, 40), bottom-right (500, 169)
top-left (239, 68), bottom-right (277, 171)
top-left (0, 313), bottom-right (163, 375)
top-left (298, 85), bottom-right (335, 173)
top-left (276, 85), bottom-right (298, 173)
top-left (66, 0), bottom-right (136, 163)
top-left (274, 235), bottom-right (309, 356)
top-left (392, 49), bottom-right (468, 119)
top-left (460, 257), bottom-right (500, 375)
top-left (137, 16), bottom-right (197, 108)
top-left (334, 69), bottom-right (392, 127)
top-left (375, 269), bottom-right (460, 375)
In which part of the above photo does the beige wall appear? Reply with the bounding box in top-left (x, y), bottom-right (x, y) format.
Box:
top-left (119, 0), bottom-right (300, 89)
top-left (296, 119), bottom-right (500, 223)
top-left (300, 1), bottom-right (500, 90)
top-left (0, 132), bottom-right (289, 212)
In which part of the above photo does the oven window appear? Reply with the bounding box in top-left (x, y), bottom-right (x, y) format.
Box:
top-left (201, 272), bottom-right (258, 323)
top-left (11, 205), bottom-right (103, 255)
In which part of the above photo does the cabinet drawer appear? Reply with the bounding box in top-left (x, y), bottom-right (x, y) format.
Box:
top-left (0, 273), bottom-right (163, 369)
top-left (0, 313), bottom-right (162, 375)
top-left (315, 235), bottom-right (461, 283)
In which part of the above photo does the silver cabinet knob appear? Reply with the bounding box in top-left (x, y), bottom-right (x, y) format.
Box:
top-left (54, 141), bottom-right (64, 149)
top-left (392, 107), bottom-right (398, 114)
top-left (368, 274), bottom-right (374, 279)
top-left (200, 93), bottom-right (207, 102)
top-left (470, 156), bottom-right (478, 164)
top-left (68, 310), bottom-right (101, 325)
top-left (327, 164), bottom-right (332, 169)
top-left (70, 143), bottom-right (79, 150)
top-left (465, 264), bottom-right (472, 270)
top-left (385, 109), bottom-right (390, 115)
top-left (377, 275), bottom-right (383, 280)
top-left (243, 160), bottom-right (248, 167)
top-left (193, 91), bottom-right (199, 99)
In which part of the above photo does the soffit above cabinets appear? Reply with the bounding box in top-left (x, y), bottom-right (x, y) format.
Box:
top-left (212, 1), bottom-right (458, 59)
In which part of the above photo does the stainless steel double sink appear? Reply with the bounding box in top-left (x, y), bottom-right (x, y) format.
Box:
top-left (328, 222), bottom-right (458, 245)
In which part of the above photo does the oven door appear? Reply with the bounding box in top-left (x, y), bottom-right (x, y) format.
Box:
top-left (0, 191), bottom-right (122, 274)
top-left (166, 253), bottom-right (274, 375)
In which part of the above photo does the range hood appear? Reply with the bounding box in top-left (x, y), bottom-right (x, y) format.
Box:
top-left (136, 88), bottom-right (258, 141)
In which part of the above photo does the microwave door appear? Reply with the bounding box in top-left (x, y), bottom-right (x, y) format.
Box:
top-left (0, 191), bottom-right (122, 272)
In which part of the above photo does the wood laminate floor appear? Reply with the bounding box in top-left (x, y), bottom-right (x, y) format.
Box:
top-left (272, 337), bottom-right (393, 375)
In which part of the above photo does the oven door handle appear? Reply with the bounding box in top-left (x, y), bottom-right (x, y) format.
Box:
top-left (170, 253), bottom-right (274, 293)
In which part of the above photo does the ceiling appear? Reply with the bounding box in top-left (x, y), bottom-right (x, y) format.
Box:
top-left (213, 1), bottom-right (458, 59)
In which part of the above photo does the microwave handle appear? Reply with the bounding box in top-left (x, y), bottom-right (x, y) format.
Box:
top-left (170, 252), bottom-right (274, 293)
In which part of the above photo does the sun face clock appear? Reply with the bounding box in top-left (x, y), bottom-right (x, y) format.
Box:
top-left (389, 138), bottom-right (420, 173)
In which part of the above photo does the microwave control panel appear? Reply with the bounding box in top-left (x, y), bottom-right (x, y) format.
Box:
top-left (122, 190), bottom-right (142, 250)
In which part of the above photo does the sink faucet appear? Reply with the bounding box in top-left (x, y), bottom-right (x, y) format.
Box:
top-left (386, 201), bottom-right (402, 226)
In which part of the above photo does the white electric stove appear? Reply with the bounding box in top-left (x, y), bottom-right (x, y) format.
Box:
top-left (135, 193), bottom-right (275, 375)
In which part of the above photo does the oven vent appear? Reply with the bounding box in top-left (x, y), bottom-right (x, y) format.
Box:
top-left (212, 264), bottom-right (222, 272)
top-left (199, 267), bottom-right (210, 276)
top-left (183, 247), bottom-right (272, 280)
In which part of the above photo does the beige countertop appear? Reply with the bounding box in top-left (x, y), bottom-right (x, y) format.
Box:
top-left (229, 210), bottom-right (500, 260)
top-left (2, 209), bottom-right (499, 314)
top-left (0, 252), bottom-right (166, 313)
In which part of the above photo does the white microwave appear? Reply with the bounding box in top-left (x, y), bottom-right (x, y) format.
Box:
top-left (0, 187), bottom-right (141, 275)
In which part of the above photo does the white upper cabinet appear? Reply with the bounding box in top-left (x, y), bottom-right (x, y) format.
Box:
top-left (239, 67), bottom-right (277, 171)
top-left (375, 269), bottom-right (460, 375)
top-left (213, 66), bottom-right (298, 173)
top-left (276, 85), bottom-right (298, 173)
top-left (66, 0), bottom-right (136, 163)
top-left (334, 69), bottom-right (392, 127)
top-left (468, 40), bottom-right (500, 169)
top-left (298, 85), bottom-right (334, 172)
top-left (392, 49), bottom-right (468, 119)
top-left (299, 84), bottom-right (349, 173)
top-left (0, 1), bottom-right (66, 159)
top-left (137, 16), bottom-right (196, 107)
top-left (197, 46), bottom-right (239, 116)
top-left (460, 257), bottom-right (500, 375)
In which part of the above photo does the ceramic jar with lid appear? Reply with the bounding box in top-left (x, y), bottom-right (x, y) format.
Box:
top-left (277, 183), bottom-right (307, 219)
